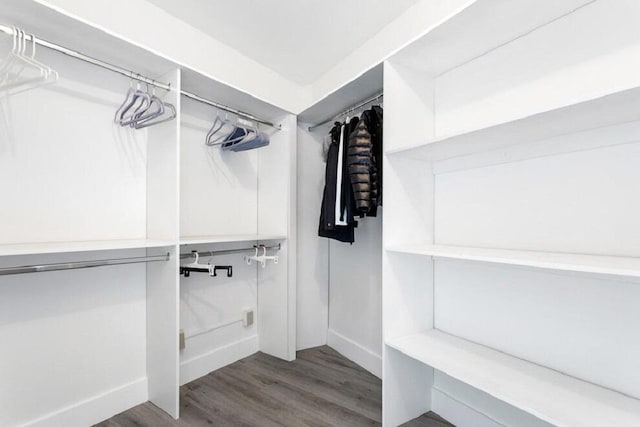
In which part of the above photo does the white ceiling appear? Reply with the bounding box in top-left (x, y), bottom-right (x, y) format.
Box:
top-left (146, 0), bottom-right (420, 85)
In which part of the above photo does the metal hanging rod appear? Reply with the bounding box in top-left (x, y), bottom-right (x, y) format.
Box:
top-left (180, 243), bottom-right (281, 260)
top-left (179, 91), bottom-right (279, 129)
top-left (308, 92), bottom-right (383, 132)
top-left (0, 24), bottom-right (280, 129)
top-left (0, 253), bottom-right (170, 276)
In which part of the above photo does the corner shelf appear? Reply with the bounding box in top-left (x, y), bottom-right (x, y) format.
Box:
top-left (179, 234), bottom-right (286, 246)
top-left (0, 239), bottom-right (176, 257)
top-left (385, 85), bottom-right (640, 161)
top-left (386, 244), bottom-right (640, 278)
top-left (386, 329), bottom-right (640, 427)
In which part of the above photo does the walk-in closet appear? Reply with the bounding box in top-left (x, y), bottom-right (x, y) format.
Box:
top-left (1, 0), bottom-right (639, 426)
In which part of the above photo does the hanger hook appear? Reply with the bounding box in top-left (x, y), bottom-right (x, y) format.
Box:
top-left (28, 32), bottom-right (36, 59)
top-left (10, 26), bottom-right (16, 53)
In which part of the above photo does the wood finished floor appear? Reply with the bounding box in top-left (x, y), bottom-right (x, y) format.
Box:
top-left (97, 346), bottom-right (453, 427)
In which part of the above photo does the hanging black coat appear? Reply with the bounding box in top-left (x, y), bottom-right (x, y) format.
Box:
top-left (318, 123), bottom-right (356, 243)
top-left (346, 106), bottom-right (383, 217)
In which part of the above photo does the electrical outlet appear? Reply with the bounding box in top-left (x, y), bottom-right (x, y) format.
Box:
top-left (179, 329), bottom-right (185, 350)
top-left (242, 309), bottom-right (254, 327)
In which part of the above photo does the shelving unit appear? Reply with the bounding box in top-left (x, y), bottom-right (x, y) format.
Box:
top-left (385, 85), bottom-right (640, 161)
top-left (383, 0), bottom-right (640, 425)
top-left (0, 2), bottom-right (296, 427)
top-left (386, 244), bottom-right (640, 279)
top-left (387, 330), bottom-right (640, 427)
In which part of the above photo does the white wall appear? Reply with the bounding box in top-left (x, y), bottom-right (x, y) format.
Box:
top-left (296, 123), bottom-right (383, 377)
top-left (433, 0), bottom-right (640, 137)
top-left (180, 100), bottom-right (259, 238)
top-left (306, 0), bottom-right (473, 110)
top-left (179, 103), bottom-right (260, 385)
top-left (179, 243), bottom-right (260, 385)
top-left (178, 100), bottom-right (295, 382)
top-left (0, 46), bottom-right (151, 426)
top-left (32, 0), bottom-right (485, 115)
top-left (328, 215), bottom-right (383, 378)
top-left (0, 42), bottom-right (148, 244)
top-left (0, 251), bottom-right (148, 427)
top-left (295, 125), bottom-right (329, 350)
top-left (34, 0), bottom-right (307, 113)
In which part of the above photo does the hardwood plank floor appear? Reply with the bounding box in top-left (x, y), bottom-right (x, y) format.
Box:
top-left (401, 412), bottom-right (455, 427)
top-left (96, 346), bottom-right (454, 427)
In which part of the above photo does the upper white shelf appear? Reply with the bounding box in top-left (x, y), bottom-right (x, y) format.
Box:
top-left (386, 329), bottom-right (640, 427)
top-left (299, 64), bottom-right (382, 129)
top-left (385, 85), bottom-right (640, 161)
top-left (0, 239), bottom-right (175, 257)
top-left (180, 235), bottom-right (286, 246)
top-left (391, 0), bottom-right (593, 77)
top-left (386, 244), bottom-right (640, 278)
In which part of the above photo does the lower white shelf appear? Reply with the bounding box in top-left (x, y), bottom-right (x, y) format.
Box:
top-left (0, 239), bottom-right (176, 257)
top-left (385, 244), bottom-right (640, 278)
top-left (386, 329), bottom-right (640, 427)
top-left (180, 234), bottom-right (286, 245)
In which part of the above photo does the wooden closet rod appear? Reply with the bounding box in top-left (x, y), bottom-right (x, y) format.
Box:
top-left (0, 24), bottom-right (280, 129)
top-left (180, 243), bottom-right (281, 259)
top-left (0, 253), bottom-right (170, 276)
top-left (308, 92), bottom-right (383, 132)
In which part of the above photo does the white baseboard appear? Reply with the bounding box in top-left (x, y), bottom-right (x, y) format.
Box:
top-left (327, 329), bottom-right (382, 378)
top-left (432, 372), bottom-right (551, 427)
top-left (180, 335), bottom-right (259, 385)
top-left (432, 388), bottom-right (502, 427)
top-left (23, 377), bottom-right (148, 427)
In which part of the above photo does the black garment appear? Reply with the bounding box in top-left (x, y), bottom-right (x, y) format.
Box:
top-left (318, 107), bottom-right (382, 242)
top-left (340, 118), bottom-right (359, 223)
top-left (318, 123), bottom-right (355, 243)
top-left (346, 106), bottom-right (383, 217)
top-left (366, 105), bottom-right (383, 215)
top-left (347, 117), bottom-right (375, 214)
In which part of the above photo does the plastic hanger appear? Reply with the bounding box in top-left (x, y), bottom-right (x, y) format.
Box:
top-left (118, 79), bottom-right (151, 126)
top-left (0, 28), bottom-right (38, 84)
top-left (244, 246), bottom-right (278, 268)
top-left (180, 251), bottom-right (233, 278)
top-left (131, 85), bottom-right (165, 124)
top-left (114, 80), bottom-right (138, 123)
top-left (183, 252), bottom-right (209, 269)
top-left (133, 101), bottom-right (176, 129)
top-left (205, 112), bottom-right (238, 146)
top-left (219, 118), bottom-right (259, 150)
top-left (114, 77), bottom-right (175, 129)
top-left (180, 251), bottom-right (212, 277)
top-left (7, 30), bottom-right (58, 95)
top-left (0, 28), bottom-right (52, 93)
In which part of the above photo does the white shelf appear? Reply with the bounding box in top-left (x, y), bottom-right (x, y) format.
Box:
top-left (298, 64), bottom-right (382, 128)
top-left (385, 86), bottom-right (640, 161)
top-left (386, 244), bottom-right (640, 278)
top-left (391, 0), bottom-right (594, 77)
top-left (180, 235), bottom-right (286, 245)
top-left (386, 329), bottom-right (640, 427)
top-left (0, 239), bottom-right (176, 257)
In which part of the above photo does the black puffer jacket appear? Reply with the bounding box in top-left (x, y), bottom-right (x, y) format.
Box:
top-left (347, 106), bottom-right (382, 216)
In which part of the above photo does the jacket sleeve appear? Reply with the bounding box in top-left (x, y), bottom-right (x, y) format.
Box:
top-left (347, 117), bottom-right (374, 214)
